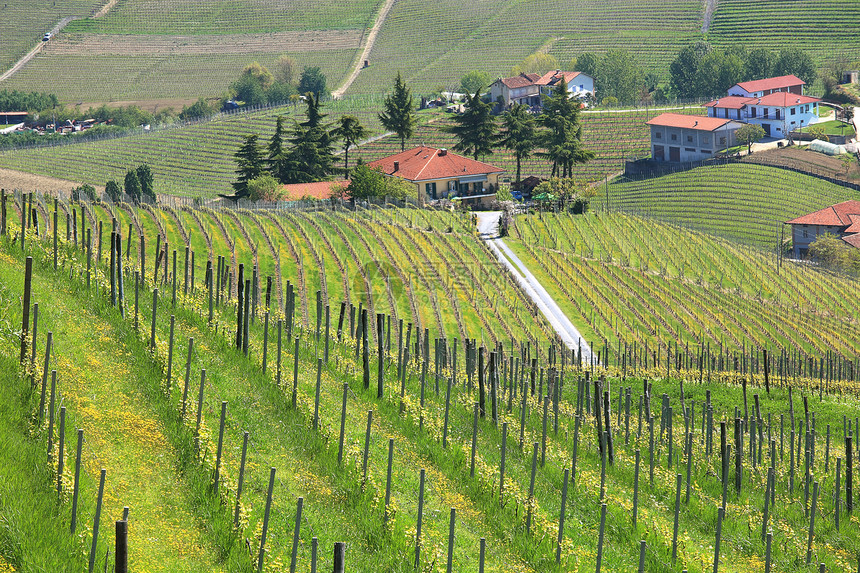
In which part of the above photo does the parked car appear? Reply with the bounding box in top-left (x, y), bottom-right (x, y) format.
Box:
top-left (42, 32), bottom-right (52, 41)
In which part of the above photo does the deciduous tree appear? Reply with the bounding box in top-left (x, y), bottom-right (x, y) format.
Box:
top-left (334, 115), bottom-right (368, 178)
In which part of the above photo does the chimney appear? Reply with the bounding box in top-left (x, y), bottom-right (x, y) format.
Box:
top-left (393, 161), bottom-right (399, 172)
top-left (438, 148), bottom-right (447, 156)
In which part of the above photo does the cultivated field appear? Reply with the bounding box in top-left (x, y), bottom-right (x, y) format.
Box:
top-left (1, 196), bottom-right (859, 572)
top-left (603, 163), bottom-right (860, 249)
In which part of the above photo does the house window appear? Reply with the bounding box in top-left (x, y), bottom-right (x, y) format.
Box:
top-left (805, 105), bottom-right (810, 113)
top-left (791, 107), bottom-right (796, 115)
top-left (776, 109), bottom-right (781, 119)
top-left (655, 131), bottom-right (662, 139)
top-left (802, 227), bottom-right (808, 238)
top-left (687, 135), bottom-right (694, 143)
top-left (719, 137), bottom-right (726, 146)
top-left (459, 182), bottom-right (469, 194)
top-left (702, 136), bottom-right (710, 144)
top-left (685, 147), bottom-right (696, 152)
top-left (671, 133), bottom-right (677, 141)
top-left (751, 107), bottom-right (757, 118)
top-left (425, 182), bottom-right (437, 198)
top-left (763, 108), bottom-right (769, 118)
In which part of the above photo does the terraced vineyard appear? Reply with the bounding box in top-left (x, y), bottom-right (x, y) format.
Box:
top-left (2, 195), bottom-right (860, 572)
top-left (0, 0), bottom-right (103, 73)
top-left (603, 163), bottom-right (860, 250)
top-left (0, 96), bottom-right (398, 197)
top-left (708, 0), bottom-right (860, 63)
top-left (508, 211), bottom-right (860, 359)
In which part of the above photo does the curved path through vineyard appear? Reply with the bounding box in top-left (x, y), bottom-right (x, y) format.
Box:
top-left (331, 0), bottom-right (399, 97)
top-left (476, 211), bottom-right (594, 359)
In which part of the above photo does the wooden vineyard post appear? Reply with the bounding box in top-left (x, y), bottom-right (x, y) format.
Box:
top-left (86, 230), bottom-right (92, 289)
top-left (638, 540), bottom-right (647, 573)
top-left (236, 264), bottom-right (244, 350)
top-left (765, 531), bottom-right (772, 573)
top-left (57, 406), bottom-right (66, 500)
top-left (310, 537), bottom-right (317, 573)
top-left (362, 309), bottom-right (370, 390)
top-left (214, 401), bottom-right (227, 494)
top-left (257, 467), bottom-right (276, 573)
top-left (313, 359), bottom-right (322, 431)
top-left (276, 320), bottom-right (283, 386)
top-left (338, 383), bottom-right (348, 465)
top-left (672, 473), bottom-right (682, 562)
top-left (556, 468), bottom-right (569, 564)
top-left (70, 429), bottom-right (83, 533)
top-left (88, 468), bottom-right (106, 573)
top-left (150, 289), bottom-right (158, 349)
top-left (442, 377), bottom-right (452, 448)
top-left (806, 481), bottom-right (819, 565)
top-left (847, 437), bottom-right (853, 513)
top-left (46, 370), bottom-right (56, 462)
top-left (595, 503), bottom-right (607, 573)
top-left (1, 189), bottom-right (5, 236)
top-left (633, 449), bottom-right (640, 526)
top-left (479, 538), bottom-right (486, 573)
top-left (21, 256), bottom-right (32, 363)
top-left (262, 311), bottom-right (269, 374)
top-left (713, 506), bottom-right (724, 573)
top-left (166, 316), bottom-right (175, 396)
top-left (207, 260), bottom-right (213, 324)
top-left (377, 313), bottom-right (384, 398)
top-left (290, 497), bottom-right (303, 573)
top-left (242, 279), bottom-right (251, 356)
top-left (362, 410), bottom-right (372, 481)
top-left (735, 417), bottom-right (742, 494)
top-left (446, 508), bottom-right (456, 573)
top-left (333, 542), bottom-right (346, 573)
top-left (384, 438), bottom-right (394, 525)
top-left (337, 302), bottom-right (346, 342)
top-left (324, 305), bottom-right (330, 364)
top-left (526, 442), bottom-right (538, 533)
top-left (415, 468), bottom-right (425, 570)
top-left (116, 231), bottom-right (125, 317)
top-left (114, 519), bottom-right (128, 573)
top-left (195, 369), bottom-right (206, 447)
top-left (181, 338), bottom-right (194, 419)
top-left (499, 422), bottom-right (507, 502)
top-left (171, 250), bottom-right (177, 307)
top-left (110, 232), bottom-right (117, 306)
top-left (235, 431), bottom-right (248, 528)
top-left (292, 337), bottom-right (299, 408)
top-left (470, 403), bottom-right (478, 478)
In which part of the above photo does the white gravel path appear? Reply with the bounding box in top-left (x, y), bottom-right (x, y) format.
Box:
top-left (476, 211), bottom-right (594, 361)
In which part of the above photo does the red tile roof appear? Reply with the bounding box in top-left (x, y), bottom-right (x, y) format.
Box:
top-left (755, 92), bottom-right (819, 107)
top-left (535, 70), bottom-right (582, 86)
top-left (282, 180), bottom-right (347, 201)
top-left (368, 146), bottom-right (504, 182)
top-left (646, 113), bottom-right (735, 131)
top-left (845, 215), bottom-right (860, 234)
top-left (497, 73), bottom-right (540, 89)
top-left (705, 96), bottom-right (755, 109)
top-left (842, 233), bottom-right (860, 249)
top-left (733, 75), bottom-right (805, 94)
top-left (786, 200), bottom-right (860, 226)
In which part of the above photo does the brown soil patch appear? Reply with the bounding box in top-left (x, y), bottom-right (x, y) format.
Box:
top-left (0, 167), bottom-right (103, 194)
top-left (46, 30), bottom-right (362, 56)
top-left (73, 98), bottom-right (210, 113)
top-left (741, 146), bottom-right (860, 183)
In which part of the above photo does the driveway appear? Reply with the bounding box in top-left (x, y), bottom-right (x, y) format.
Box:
top-left (475, 211), bottom-right (594, 361)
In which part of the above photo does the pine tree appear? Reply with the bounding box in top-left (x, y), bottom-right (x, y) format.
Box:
top-left (497, 104), bottom-right (537, 183)
top-left (124, 169), bottom-right (141, 203)
top-left (281, 93), bottom-right (338, 183)
top-left (267, 115), bottom-right (288, 183)
top-left (538, 81), bottom-right (594, 178)
top-left (334, 115), bottom-right (368, 178)
top-left (378, 72), bottom-right (417, 151)
top-left (136, 163), bottom-right (155, 203)
top-left (229, 134), bottom-right (265, 199)
top-left (448, 90), bottom-right (496, 160)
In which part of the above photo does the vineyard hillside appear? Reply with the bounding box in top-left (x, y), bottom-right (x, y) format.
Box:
top-left (602, 163), bottom-right (860, 249)
top-left (0, 102), bottom-right (706, 196)
top-left (1, 196), bottom-right (860, 571)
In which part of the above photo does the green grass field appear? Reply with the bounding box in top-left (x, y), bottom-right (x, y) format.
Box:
top-left (2, 198), bottom-right (860, 571)
top-left (601, 163), bottom-right (860, 249)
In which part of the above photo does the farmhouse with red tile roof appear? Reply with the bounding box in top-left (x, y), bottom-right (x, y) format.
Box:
top-left (368, 146), bottom-right (504, 205)
top-left (489, 71), bottom-right (594, 108)
top-left (786, 200), bottom-right (860, 257)
top-left (727, 75), bottom-right (805, 98)
top-left (647, 113), bottom-right (744, 162)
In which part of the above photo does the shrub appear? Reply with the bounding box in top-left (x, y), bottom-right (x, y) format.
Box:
top-left (247, 173), bottom-right (284, 201)
top-left (71, 183), bottom-right (96, 202)
top-left (105, 180), bottom-right (122, 202)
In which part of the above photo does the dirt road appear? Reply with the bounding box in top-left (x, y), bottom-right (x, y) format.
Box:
top-left (332, 0), bottom-right (398, 98)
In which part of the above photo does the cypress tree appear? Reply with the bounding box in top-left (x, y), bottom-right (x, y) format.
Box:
top-left (228, 134), bottom-right (265, 199)
top-left (448, 89), bottom-right (496, 161)
top-left (378, 72), bottom-right (417, 151)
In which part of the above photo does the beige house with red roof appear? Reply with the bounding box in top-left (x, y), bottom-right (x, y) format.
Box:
top-left (368, 146), bottom-right (504, 205)
top-left (786, 200), bottom-right (860, 258)
top-left (647, 113), bottom-right (743, 162)
top-left (489, 73), bottom-right (541, 107)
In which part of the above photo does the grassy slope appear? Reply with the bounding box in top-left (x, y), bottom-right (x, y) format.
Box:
top-left (601, 163), bottom-right (860, 249)
top-left (2, 219), bottom-right (860, 571)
